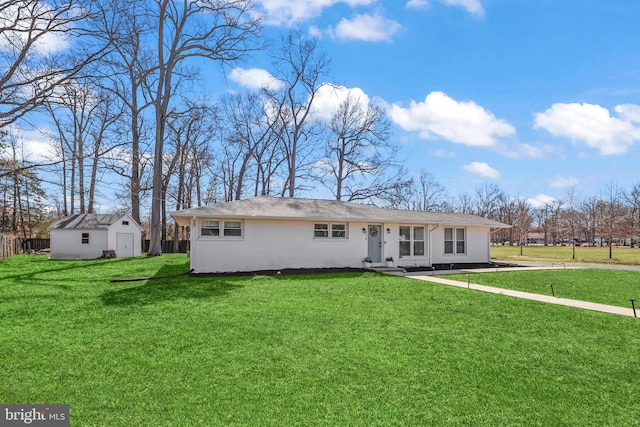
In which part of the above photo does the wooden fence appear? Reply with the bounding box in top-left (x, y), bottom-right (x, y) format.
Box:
top-left (0, 234), bottom-right (16, 261)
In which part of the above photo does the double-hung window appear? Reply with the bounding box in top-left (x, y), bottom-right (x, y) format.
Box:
top-left (201, 220), bottom-right (220, 236)
top-left (201, 220), bottom-right (243, 238)
top-left (223, 221), bottom-right (242, 237)
top-left (314, 223), bottom-right (347, 239)
top-left (399, 225), bottom-right (425, 257)
top-left (444, 227), bottom-right (466, 254)
top-left (81, 233), bottom-right (89, 244)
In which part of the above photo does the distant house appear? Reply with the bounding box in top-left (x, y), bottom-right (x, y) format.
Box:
top-left (49, 213), bottom-right (142, 260)
top-left (171, 197), bottom-right (510, 274)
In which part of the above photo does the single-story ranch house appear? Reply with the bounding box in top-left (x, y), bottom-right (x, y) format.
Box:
top-left (50, 213), bottom-right (142, 260)
top-left (172, 197), bottom-right (510, 274)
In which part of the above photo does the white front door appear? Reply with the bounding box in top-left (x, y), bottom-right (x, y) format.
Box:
top-left (367, 224), bottom-right (382, 263)
top-left (116, 233), bottom-right (134, 258)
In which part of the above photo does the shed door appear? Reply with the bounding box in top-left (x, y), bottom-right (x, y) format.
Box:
top-left (116, 233), bottom-right (134, 258)
top-left (367, 225), bottom-right (382, 263)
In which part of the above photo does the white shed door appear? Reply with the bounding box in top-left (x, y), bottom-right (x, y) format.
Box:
top-left (116, 233), bottom-right (134, 258)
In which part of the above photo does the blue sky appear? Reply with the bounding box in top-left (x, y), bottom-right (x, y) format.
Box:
top-left (7, 0), bottom-right (640, 212)
top-left (225, 0), bottom-right (640, 207)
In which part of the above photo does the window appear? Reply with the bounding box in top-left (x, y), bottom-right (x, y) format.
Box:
top-left (456, 228), bottom-right (466, 254)
top-left (122, 220), bottom-right (129, 225)
top-left (224, 221), bottom-right (242, 237)
top-left (399, 225), bottom-right (425, 257)
top-left (331, 224), bottom-right (346, 238)
top-left (399, 226), bottom-right (411, 257)
top-left (445, 227), bottom-right (466, 254)
top-left (201, 220), bottom-right (243, 238)
top-left (201, 220), bottom-right (220, 236)
top-left (314, 223), bottom-right (347, 239)
top-left (314, 223), bottom-right (329, 238)
top-left (81, 233), bottom-right (89, 244)
top-left (414, 226), bottom-right (425, 256)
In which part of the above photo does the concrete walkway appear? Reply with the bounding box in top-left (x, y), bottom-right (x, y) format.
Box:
top-left (402, 264), bottom-right (640, 318)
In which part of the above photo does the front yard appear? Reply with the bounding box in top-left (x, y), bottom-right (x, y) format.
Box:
top-left (2, 255), bottom-right (639, 425)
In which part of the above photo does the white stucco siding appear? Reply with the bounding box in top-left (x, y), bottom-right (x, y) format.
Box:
top-left (50, 229), bottom-right (109, 260)
top-left (190, 219), bottom-right (371, 273)
top-left (429, 226), bottom-right (490, 265)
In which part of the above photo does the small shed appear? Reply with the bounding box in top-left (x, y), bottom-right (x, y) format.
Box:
top-left (49, 213), bottom-right (142, 260)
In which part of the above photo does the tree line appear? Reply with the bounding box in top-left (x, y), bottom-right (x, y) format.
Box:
top-left (1, 1), bottom-right (639, 258)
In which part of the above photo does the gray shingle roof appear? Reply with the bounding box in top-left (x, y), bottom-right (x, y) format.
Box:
top-left (171, 197), bottom-right (510, 228)
top-left (50, 213), bottom-right (127, 229)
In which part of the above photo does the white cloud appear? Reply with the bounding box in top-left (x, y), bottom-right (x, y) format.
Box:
top-left (463, 162), bottom-right (500, 180)
top-left (498, 142), bottom-right (556, 159)
top-left (0, 2), bottom-right (71, 55)
top-left (406, 0), bottom-right (429, 9)
top-left (441, 0), bottom-right (484, 16)
top-left (229, 67), bottom-right (284, 91)
top-left (255, 0), bottom-right (375, 26)
top-left (388, 91), bottom-right (515, 147)
top-left (534, 102), bottom-right (640, 155)
top-left (615, 104), bottom-right (640, 123)
top-left (1, 125), bottom-right (55, 163)
top-left (329, 12), bottom-right (402, 42)
top-left (549, 175), bottom-right (578, 189)
top-left (310, 83), bottom-right (371, 122)
top-left (406, 0), bottom-right (484, 15)
top-left (527, 193), bottom-right (557, 209)
top-left (431, 148), bottom-right (456, 158)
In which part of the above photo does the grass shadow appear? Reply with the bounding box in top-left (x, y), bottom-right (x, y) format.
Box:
top-left (101, 277), bottom-right (244, 306)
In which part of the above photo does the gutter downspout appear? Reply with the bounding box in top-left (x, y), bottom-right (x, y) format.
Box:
top-left (428, 223), bottom-right (441, 267)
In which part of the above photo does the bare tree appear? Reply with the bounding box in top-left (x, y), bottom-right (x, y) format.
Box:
top-left (216, 91), bottom-right (281, 201)
top-left (0, 0), bottom-right (107, 129)
top-left (511, 197), bottom-right (533, 255)
top-left (561, 188), bottom-right (582, 259)
top-left (599, 182), bottom-right (626, 258)
top-left (267, 30), bottom-right (329, 198)
top-left (317, 89), bottom-right (401, 202)
top-left (92, 0), bottom-right (156, 223)
top-left (455, 191), bottom-right (475, 214)
top-left (625, 183), bottom-right (640, 247)
top-left (147, 0), bottom-right (261, 256)
top-left (474, 182), bottom-right (504, 219)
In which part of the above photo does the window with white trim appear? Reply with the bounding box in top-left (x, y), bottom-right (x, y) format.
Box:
top-left (399, 225), bottom-right (425, 257)
top-left (201, 220), bottom-right (220, 236)
top-left (223, 221), bottom-right (242, 237)
top-left (314, 223), bottom-right (347, 239)
top-left (81, 233), bottom-right (89, 244)
top-left (200, 220), bottom-right (243, 238)
top-left (444, 227), bottom-right (466, 254)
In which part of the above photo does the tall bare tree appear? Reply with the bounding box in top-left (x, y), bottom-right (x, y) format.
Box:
top-left (267, 30), bottom-right (329, 198)
top-left (0, 0), bottom-right (107, 129)
top-left (92, 0), bottom-right (156, 223)
top-left (625, 183), bottom-right (640, 247)
top-left (317, 88), bottom-right (400, 202)
top-left (562, 188), bottom-right (582, 259)
top-left (147, 0), bottom-right (261, 256)
top-left (599, 182), bottom-right (626, 258)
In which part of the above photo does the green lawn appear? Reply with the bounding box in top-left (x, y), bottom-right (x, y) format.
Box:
top-left (491, 244), bottom-right (640, 265)
top-left (448, 269), bottom-right (640, 308)
top-left (2, 255), bottom-right (640, 425)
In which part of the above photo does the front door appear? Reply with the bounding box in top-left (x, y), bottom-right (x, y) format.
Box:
top-left (367, 224), bottom-right (382, 263)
